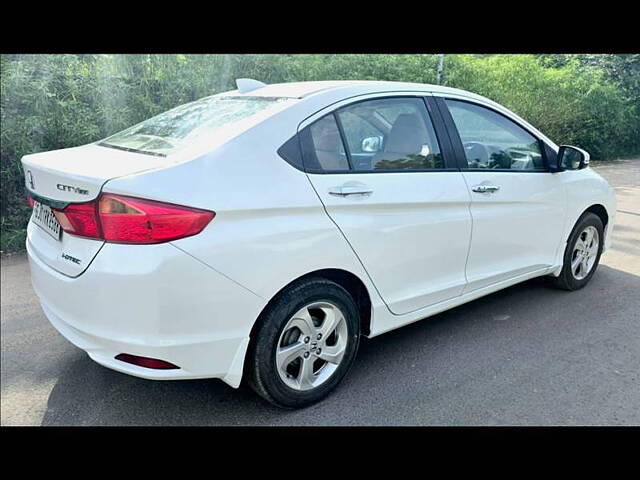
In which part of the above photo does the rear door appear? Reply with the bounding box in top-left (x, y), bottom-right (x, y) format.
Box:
top-left (436, 97), bottom-right (566, 292)
top-left (303, 95), bottom-right (472, 315)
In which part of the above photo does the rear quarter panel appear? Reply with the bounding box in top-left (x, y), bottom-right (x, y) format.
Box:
top-left (101, 110), bottom-right (386, 317)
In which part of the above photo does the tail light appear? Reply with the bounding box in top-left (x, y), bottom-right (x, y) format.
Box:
top-left (98, 194), bottom-right (215, 244)
top-left (53, 203), bottom-right (102, 239)
top-left (51, 194), bottom-right (214, 244)
top-left (26, 195), bottom-right (35, 208)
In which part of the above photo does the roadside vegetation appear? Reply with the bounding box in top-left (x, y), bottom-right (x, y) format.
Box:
top-left (2, 54), bottom-right (639, 253)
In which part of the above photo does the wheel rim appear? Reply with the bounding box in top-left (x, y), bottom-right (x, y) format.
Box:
top-left (275, 301), bottom-right (349, 391)
top-left (571, 226), bottom-right (599, 280)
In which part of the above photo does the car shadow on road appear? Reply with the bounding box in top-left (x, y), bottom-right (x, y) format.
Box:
top-left (40, 265), bottom-right (640, 426)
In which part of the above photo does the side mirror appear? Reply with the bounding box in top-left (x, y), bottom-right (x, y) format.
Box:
top-left (556, 145), bottom-right (590, 171)
top-left (361, 136), bottom-right (383, 153)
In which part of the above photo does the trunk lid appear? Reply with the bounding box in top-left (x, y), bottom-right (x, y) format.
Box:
top-left (22, 143), bottom-right (173, 277)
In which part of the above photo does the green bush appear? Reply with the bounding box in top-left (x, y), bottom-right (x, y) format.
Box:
top-left (443, 54), bottom-right (640, 160)
top-left (1, 54), bottom-right (638, 253)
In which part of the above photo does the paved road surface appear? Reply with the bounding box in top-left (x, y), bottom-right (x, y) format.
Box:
top-left (1, 159), bottom-right (639, 425)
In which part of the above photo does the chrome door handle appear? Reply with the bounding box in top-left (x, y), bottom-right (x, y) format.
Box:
top-left (328, 185), bottom-right (373, 197)
top-left (472, 184), bottom-right (500, 193)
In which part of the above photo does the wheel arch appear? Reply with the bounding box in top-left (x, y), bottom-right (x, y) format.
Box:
top-left (246, 267), bottom-right (372, 350)
top-left (567, 204), bottom-right (609, 244)
top-left (241, 268), bottom-right (373, 387)
top-left (584, 203), bottom-right (609, 230)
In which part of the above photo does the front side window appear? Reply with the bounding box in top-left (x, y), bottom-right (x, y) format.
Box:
top-left (101, 96), bottom-right (290, 156)
top-left (336, 97), bottom-right (443, 171)
top-left (445, 99), bottom-right (545, 171)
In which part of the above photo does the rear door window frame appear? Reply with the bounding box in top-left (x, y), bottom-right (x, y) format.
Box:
top-left (297, 94), bottom-right (460, 174)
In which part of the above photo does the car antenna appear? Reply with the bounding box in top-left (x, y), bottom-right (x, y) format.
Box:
top-left (235, 78), bottom-right (267, 94)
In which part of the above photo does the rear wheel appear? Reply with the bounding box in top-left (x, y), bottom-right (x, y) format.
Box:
top-left (551, 212), bottom-right (604, 291)
top-left (246, 278), bottom-right (360, 409)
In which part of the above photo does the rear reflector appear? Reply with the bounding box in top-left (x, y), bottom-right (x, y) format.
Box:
top-left (115, 353), bottom-right (180, 370)
top-left (49, 194), bottom-right (214, 244)
top-left (27, 195), bottom-right (35, 208)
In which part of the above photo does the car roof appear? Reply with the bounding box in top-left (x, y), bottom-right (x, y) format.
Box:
top-left (220, 79), bottom-right (558, 151)
top-left (227, 80), bottom-right (483, 100)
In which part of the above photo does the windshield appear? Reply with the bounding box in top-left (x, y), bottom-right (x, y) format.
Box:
top-left (99, 96), bottom-right (289, 156)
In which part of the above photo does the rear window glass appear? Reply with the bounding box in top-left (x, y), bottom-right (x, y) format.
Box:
top-left (100, 96), bottom-right (289, 156)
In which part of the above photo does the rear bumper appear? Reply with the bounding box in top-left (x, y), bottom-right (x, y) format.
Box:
top-left (27, 238), bottom-right (265, 387)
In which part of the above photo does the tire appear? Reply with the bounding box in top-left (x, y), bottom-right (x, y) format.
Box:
top-left (551, 212), bottom-right (604, 291)
top-left (246, 277), bottom-right (361, 409)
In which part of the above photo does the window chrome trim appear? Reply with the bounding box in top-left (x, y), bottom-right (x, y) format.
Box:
top-left (298, 91), bottom-right (440, 130)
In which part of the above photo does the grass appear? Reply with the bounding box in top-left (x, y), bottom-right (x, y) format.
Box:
top-left (0, 228), bottom-right (27, 255)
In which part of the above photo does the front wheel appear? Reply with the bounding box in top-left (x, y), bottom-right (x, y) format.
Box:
top-left (551, 212), bottom-right (604, 291)
top-left (246, 278), bottom-right (360, 409)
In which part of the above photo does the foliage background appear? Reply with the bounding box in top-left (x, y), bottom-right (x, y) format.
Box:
top-left (1, 54), bottom-right (639, 252)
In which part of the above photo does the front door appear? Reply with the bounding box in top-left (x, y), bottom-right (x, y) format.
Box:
top-left (440, 98), bottom-right (566, 292)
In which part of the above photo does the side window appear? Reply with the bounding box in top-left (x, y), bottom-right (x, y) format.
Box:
top-left (301, 114), bottom-right (350, 171)
top-left (336, 97), bottom-right (443, 171)
top-left (337, 110), bottom-right (384, 159)
top-left (445, 99), bottom-right (545, 171)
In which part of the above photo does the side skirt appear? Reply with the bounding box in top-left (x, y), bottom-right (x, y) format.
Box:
top-left (368, 266), bottom-right (558, 338)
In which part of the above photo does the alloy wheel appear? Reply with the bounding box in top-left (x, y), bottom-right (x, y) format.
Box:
top-left (275, 301), bottom-right (348, 391)
top-left (571, 226), bottom-right (599, 280)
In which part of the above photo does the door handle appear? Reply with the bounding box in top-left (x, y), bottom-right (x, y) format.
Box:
top-left (328, 185), bottom-right (374, 197)
top-left (472, 184), bottom-right (500, 193)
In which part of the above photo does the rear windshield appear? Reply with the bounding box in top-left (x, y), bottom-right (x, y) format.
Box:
top-left (99, 96), bottom-right (289, 156)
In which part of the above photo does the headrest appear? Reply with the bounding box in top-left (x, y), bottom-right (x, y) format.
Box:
top-left (315, 131), bottom-right (343, 152)
top-left (385, 114), bottom-right (425, 154)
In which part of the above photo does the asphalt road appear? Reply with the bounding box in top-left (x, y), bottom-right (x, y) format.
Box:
top-left (2, 160), bottom-right (639, 426)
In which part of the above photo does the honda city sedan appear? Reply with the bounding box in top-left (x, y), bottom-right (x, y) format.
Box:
top-left (22, 79), bottom-right (616, 408)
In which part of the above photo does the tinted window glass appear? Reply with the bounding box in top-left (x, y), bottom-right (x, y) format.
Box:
top-left (337, 97), bottom-right (443, 171)
top-left (446, 99), bottom-right (545, 171)
top-left (305, 114), bottom-right (350, 171)
top-left (338, 110), bottom-right (384, 155)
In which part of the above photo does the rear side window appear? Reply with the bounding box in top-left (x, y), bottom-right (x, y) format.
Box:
top-left (445, 99), bottom-right (545, 171)
top-left (308, 115), bottom-right (350, 171)
top-left (337, 110), bottom-right (384, 155)
top-left (101, 96), bottom-right (290, 156)
top-left (293, 97), bottom-right (444, 173)
top-left (336, 97), bottom-right (443, 171)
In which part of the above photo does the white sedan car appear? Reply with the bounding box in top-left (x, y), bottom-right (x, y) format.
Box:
top-left (22, 79), bottom-right (616, 408)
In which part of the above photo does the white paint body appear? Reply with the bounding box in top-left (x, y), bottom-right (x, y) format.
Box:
top-left (22, 81), bottom-right (616, 387)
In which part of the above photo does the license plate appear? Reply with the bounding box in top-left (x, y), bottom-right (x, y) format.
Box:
top-left (32, 201), bottom-right (62, 241)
